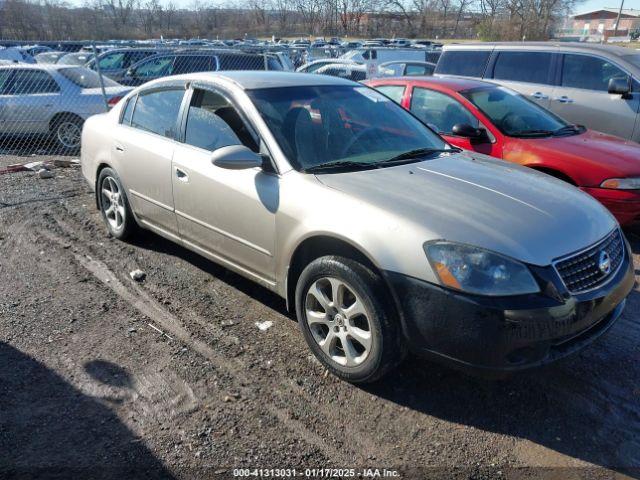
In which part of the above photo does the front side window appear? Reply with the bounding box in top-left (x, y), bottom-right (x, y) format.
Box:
top-left (406, 63), bottom-right (433, 76)
top-left (561, 54), bottom-right (629, 91)
top-left (58, 67), bottom-right (119, 88)
top-left (99, 52), bottom-right (125, 69)
top-left (435, 50), bottom-right (491, 77)
top-left (130, 89), bottom-right (184, 139)
top-left (6, 70), bottom-right (60, 94)
top-left (410, 87), bottom-right (478, 134)
top-left (463, 86), bottom-right (567, 137)
top-left (248, 85), bottom-right (447, 171)
top-left (492, 51), bottom-right (552, 84)
top-left (184, 89), bottom-right (257, 152)
top-left (134, 56), bottom-right (173, 78)
top-left (375, 85), bottom-right (405, 103)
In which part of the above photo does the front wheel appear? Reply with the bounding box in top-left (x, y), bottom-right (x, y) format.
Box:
top-left (295, 256), bottom-right (404, 383)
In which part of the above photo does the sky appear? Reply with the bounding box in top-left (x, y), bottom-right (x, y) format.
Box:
top-left (577, 0), bottom-right (640, 13)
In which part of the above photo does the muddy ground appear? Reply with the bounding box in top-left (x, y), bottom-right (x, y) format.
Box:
top-left (1, 158), bottom-right (639, 480)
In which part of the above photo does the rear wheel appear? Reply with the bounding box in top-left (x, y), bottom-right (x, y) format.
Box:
top-left (295, 256), bottom-right (403, 383)
top-left (97, 168), bottom-right (136, 240)
top-left (51, 115), bottom-right (83, 154)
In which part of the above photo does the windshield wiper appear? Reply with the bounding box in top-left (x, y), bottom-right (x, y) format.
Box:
top-left (380, 147), bottom-right (461, 164)
top-left (509, 129), bottom-right (554, 138)
top-left (302, 160), bottom-right (377, 173)
top-left (553, 124), bottom-right (585, 136)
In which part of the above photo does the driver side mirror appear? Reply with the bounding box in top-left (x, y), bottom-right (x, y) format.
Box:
top-left (452, 123), bottom-right (488, 141)
top-left (212, 145), bottom-right (263, 170)
top-left (608, 77), bottom-right (631, 97)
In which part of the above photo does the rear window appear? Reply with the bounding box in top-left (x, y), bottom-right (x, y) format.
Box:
top-left (492, 51), bottom-right (552, 84)
top-left (435, 50), bottom-right (490, 77)
top-left (58, 67), bottom-right (119, 88)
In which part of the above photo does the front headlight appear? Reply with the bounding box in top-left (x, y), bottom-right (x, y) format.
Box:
top-left (600, 177), bottom-right (640, 190)
top-left (424, 241), bottom-right (540, 296)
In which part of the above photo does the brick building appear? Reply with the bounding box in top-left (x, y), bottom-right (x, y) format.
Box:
top-left (571, 7), bottom-right (640, 36)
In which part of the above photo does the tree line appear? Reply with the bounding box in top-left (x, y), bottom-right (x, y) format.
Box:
top-left (0, 0), bottom-right (581, 42)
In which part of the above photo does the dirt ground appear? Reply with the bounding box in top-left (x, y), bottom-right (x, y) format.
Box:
top-left (1, 158), bottom-right (640, 480)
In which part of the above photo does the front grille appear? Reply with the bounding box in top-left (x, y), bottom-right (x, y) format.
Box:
top-left (554, 229), bottom-right (624, 294)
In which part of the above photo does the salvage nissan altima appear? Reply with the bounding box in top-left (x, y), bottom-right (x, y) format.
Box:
top-left (81, 72), bottom-right (634, 383)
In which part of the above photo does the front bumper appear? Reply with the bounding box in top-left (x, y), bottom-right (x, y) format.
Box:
top-left (582, 187), bottom-right (640, 226)
top-left (385, 241), bottom-right (634, 373)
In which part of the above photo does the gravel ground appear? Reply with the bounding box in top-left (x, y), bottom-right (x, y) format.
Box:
top-left (1, 161), bottom-right (639, 480)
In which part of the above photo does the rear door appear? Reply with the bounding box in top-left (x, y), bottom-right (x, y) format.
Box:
top-left (549, 53), bottom-right (639, 139)
top-left (487, 50), bottom-right (555, 109)
top-left (1, 69), bottom-right (61, 134)
top-left (115, 87), bottom-right (186, 238)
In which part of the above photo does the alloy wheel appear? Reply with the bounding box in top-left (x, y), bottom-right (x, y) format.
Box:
top-left (100, 176), bottom-right (126, 232)
top-left (56, 121), bottom-right (81, 149)
top-left (305, 277), bottom-right (373, 367)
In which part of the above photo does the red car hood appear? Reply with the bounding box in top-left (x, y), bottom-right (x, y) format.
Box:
top-left (504, 130), bottom-right (640, 184)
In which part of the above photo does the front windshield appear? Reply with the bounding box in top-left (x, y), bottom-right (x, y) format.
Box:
top-left (247, 85), bottom-right (448, 171)
top-left (462, 86), bottom-right (569, 137)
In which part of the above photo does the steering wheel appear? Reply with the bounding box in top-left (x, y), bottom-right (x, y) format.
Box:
top-left (339, 127), bottom-right (384, 157)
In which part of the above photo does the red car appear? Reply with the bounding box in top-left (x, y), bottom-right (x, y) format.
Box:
top-left (366, 76), bottom-right (640, 226)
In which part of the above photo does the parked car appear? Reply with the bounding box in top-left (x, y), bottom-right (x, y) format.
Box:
top-left (435, 42), bottom-right (640, 142)
top-left (35, 51), bottom-right (67, 64)
top-left (57, 52), bottom-right (94, 66)
top-left (368, 76), bottom-right (640, 225)
top-left (87, 48), bottom-right (168, 81)
top-left (315, 62), bottom-right (367, 81)
top-left (0, 65), bottom-right (130, 152)
top-left (120, 51), bottom-right (280, 86)
top-left (0, 47), bottom-right (36, 64)
top-left (81, 71), bottom-right (632, 382)
top-left (342, 47), bottom-right (431, 64)
top-left (378, 60), bottom-right (436, 77)
top-left (297, 58), bottom-right (362, 74)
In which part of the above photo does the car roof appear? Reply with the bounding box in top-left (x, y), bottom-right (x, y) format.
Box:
top-left (0, 63), bottom-right (83, 71)
top-left (173, 71), bottom-right (357, 89)
top-left (442, 41), bottom-right (635, 58)
top-left (372, 75), bottom-right (494, 91)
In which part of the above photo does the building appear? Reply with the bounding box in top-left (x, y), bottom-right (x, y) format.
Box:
top-left (571, 7), bottom-right (640, 36)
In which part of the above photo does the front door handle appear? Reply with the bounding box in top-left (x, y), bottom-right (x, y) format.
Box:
top-left (554, 96), bottom-right (574, 103)
top-left (530, 92), bottom-right (548, 100)
top-left (175, 167), bottom-right (189, 182)
top-left (114, 144), bottom-right (125, 152)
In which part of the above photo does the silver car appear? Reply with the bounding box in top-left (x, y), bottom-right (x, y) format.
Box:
top-left (435, 42), bottom-right (640, 142)
top-left (0, 64), bottom-right (131, 152)
top-left (81, 72), bottom-right (633, 382)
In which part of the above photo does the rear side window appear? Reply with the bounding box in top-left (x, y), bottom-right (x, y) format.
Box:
top-left (561, 54), bottom-right (629, 92)
top-left (131, 89), bottom-right (184, 139)
top-left (219, 55), bottom-right (265, 71)
top-left (0, 69), bottom-right (12, 94)
top-left (6, 70), bottom-right (60, 94)
top-left (492, 52), bottom-right (552, 84)
top-left (173, 56), bottom-right (214, 74)
top-left (435, 50), bottom-right (490, 77)
top-left (376, 85), bottom-right (405, 103)
top-left (406, 63), bottom-right (434, 76)
top-left (121, 95), bottom-right (136, 125)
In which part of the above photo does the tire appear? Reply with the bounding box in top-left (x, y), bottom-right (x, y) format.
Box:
top-left (97, 168), bottom-right (137, 240)
top-left (295, 256), bottom-right (404, 383)
top-left (51, 114), bottom-right (83, 154)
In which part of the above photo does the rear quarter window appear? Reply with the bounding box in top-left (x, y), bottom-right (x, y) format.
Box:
top-left (435, 50), bottom-right (491, 78)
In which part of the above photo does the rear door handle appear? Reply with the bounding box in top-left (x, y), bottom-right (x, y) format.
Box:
top-left (530, 92), bottom-right (548, 100)
top-left (175, 167), bottom-right (189, 182)
top-left (554, 96), bottom-right (574, 103)
top-left (114, 144), bottom-right (125, 152)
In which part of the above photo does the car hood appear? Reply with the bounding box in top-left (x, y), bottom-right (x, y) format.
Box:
top-left (504, 130), bottom-right (640, 180)
top-left (315, 152), bottom-right (617, 266)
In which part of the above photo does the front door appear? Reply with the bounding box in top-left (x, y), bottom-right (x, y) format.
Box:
top-left (549, 53), bottom-right (640, 140)
top-left (171, 87), bottom-right (278, 286)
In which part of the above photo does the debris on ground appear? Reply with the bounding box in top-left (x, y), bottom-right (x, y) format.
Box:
top-left (37, 169), bottom-right (55, 179)
top-left (130, 269), bottom-right (146, 282)
top-left (255, 320), bottom-right (273, 332)
top-left (147, 323), bottom-right (174, 340)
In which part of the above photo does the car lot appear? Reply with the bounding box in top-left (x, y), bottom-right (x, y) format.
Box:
top-left (1, 158), bottom-right (640, 477)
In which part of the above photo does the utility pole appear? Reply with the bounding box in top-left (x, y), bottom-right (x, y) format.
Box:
top-left (613, 0), bottom-right (625, 37)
